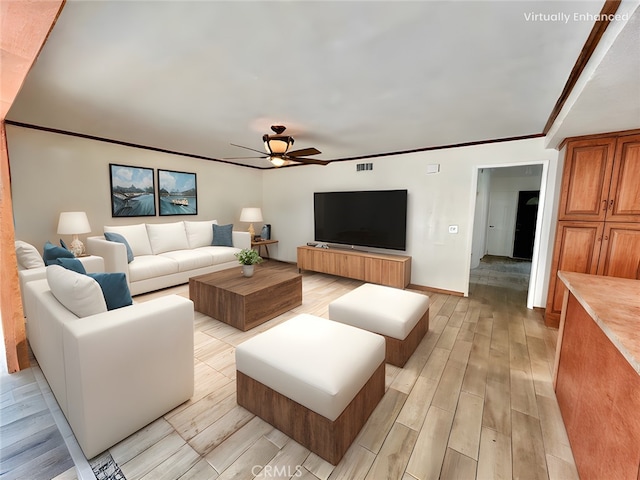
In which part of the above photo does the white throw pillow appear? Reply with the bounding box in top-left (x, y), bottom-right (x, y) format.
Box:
top-left (46, 265), bottom-right (107, 318)
top-left (184, 220), bottom-right (218, 248)
top-left (146, 222), bottom-right (189, 254)
top-left (15, 241), bottom-right (45, 269)
top-left (104, 224), bottom-right (152, 256)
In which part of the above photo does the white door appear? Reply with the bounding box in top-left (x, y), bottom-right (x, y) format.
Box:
top-left (486, 191), bottom-right (516, 256)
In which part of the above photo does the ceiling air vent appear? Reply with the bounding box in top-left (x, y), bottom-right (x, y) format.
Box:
top-left (356, 163), bottom-right (373, 172)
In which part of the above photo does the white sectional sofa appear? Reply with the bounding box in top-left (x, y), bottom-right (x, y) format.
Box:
top-left (23, 265), bottom-right (194, 459)
top-left (87, 220), bottom-right (251, 295)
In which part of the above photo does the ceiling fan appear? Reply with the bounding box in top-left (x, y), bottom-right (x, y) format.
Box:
top-left (225, 125), bottom-right (329, 167)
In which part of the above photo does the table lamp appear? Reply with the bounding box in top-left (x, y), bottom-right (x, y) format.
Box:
top-left (239, 207), bottom-right (263, 238)
top-left (57, 211), bottom-right (91, 257)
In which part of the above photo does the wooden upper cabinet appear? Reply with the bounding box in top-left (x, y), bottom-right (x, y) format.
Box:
top-left (558, 137), bottom-right (616, 221)
top-left (597, 223), bottom-right (640, 279)
top-left (606, 134), bottom-right (640, 222)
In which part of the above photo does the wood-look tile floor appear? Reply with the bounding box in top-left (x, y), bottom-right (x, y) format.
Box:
top-left (3, 261), bottom-right (579, 479)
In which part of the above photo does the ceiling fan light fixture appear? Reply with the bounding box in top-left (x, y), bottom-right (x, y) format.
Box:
top-left (263, 134), bottom-right (294, 155)
top-left (269, 156), bottom-right (286, 167)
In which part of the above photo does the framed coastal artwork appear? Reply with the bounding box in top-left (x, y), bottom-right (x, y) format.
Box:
top-left (158, 169), bottom-right (198, 216)
top-left (109, 164), bottom-right (156, 217)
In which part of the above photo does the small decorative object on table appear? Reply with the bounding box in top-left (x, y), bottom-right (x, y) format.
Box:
top-left (235, 248), bottom-right (263, 277)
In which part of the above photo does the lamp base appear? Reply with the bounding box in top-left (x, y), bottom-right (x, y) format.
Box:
top-left (69, 236), bottom-right (85, 257)
top-left (248, 224), bottom-right (255, 237)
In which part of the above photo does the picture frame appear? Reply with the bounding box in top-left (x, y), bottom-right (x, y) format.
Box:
top-left (158, 169), bottom-right (198, 216)
top-left (109, 164), bottom-right (156, 217)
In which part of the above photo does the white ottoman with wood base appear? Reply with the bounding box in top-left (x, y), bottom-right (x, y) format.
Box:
top-left (235, 314), bottom-right (385, 465)
top-left (329, 283), bottom-right (430, 367)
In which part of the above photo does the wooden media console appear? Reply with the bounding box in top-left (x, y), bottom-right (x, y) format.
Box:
top-left (297, 245), bottom-right (411, 288)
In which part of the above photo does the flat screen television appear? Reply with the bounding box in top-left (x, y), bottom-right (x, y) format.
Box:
top-left (314, 189), bottom-right (408, 250)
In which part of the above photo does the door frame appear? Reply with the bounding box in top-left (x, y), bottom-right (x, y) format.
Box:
top-left (466, 161), bottom-right (549, 309)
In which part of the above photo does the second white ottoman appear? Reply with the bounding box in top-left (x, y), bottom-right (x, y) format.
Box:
top-left (329, 283), bottom-right (430, 367)
top-left (235, 313), bottom-right (385, 465)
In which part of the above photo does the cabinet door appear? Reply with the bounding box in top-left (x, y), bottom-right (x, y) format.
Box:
top-left (545, 222), bottom-right (603, 326)
top-left (598, 223), bottom-right (640, 279)
top-left (558, 138), bottom-right (616, 221)
top-left (606, 134), bottom-right (640, 222)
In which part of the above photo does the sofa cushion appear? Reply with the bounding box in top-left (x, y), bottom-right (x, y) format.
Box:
top-left (43, 241), bottom-right (75, 266)
top-left (15, 241), bottom-right (45, 269)
top-left (146, 222), bottom-right (189, 254)
top-left (160, 250), bottom-right (213, 272)
top-left (127, 255), bottom-right (180, 283)
top-left (87, 272), bottom-right (133, 310)
top-left (212, 224), bottom-right (234, 247)
top-left (104, 232), bottom-right (134, 263)
top-left (104, 224), bottom-right (152, 256)
top-left (197, 246), bottom-right (241, 264)
top-left (184, 220), bottom-right (218, 248)
top-left (46, 265), bottom-right (107, 318)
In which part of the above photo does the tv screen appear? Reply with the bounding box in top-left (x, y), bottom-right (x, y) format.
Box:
top-left (314, 189), bottom-right (407, 250)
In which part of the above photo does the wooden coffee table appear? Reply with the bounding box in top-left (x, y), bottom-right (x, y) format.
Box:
top-left (189, 266), bottom-right (302, 331)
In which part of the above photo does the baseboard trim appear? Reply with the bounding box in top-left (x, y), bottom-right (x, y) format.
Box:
top-left (408, 284), bottom-right (464, 297)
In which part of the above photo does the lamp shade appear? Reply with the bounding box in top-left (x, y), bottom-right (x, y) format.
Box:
top-left (57, 212), bottom-right (91, 235)
top-left (239, 207), bottom-right (263, 223)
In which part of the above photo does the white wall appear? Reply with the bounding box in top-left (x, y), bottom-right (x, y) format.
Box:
top-left (485, 165), bottom-right (543, 257)
top-left (470, 168), bottom-right (490, 269)
top-left (7, 125), bottom-right (263, 248)
top-left (262, 137), bottom-right (562, 307)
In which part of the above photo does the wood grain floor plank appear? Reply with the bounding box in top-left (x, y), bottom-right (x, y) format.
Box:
top-left (448, 392), bottom-right (483, 460)
top-left (205, 416), bottom-right (275, 473)
top-left (356, 388), bottom-right (407, 454)
top-left (440, 447), bottom-right (477, 480)
top-left (365, 422), bottom-right (418, 480)
top-left (405, 406), bottom-right (455, 480)
top-left (216, 436), bottom-right (279, 480)
top-left (477, 427), bottom-right (512, 480)
top-left (326, 443), bottom-right (376, 480)
top-left (396, 376), bottom-right (438, 431)
top-left (120, 431), bottom-right (187, 480)
top-left (511, 410), bottom-right (548, 480)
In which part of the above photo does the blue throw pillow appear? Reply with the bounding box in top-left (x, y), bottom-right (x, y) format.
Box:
top-left (212, 224), bottom-right (233, 247)
top-left (43, 241), bottom-right (75, 265)
top-left (87, 272), bottom-right (133, 310)
top-left (104, 232), bottom-right (134, 263)
top-left (55, 257), bottom-right (87, 274)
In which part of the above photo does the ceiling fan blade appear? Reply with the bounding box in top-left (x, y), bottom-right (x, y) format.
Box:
top-left (287, 147), bottom-right (321, 157)
top-left (222, 155), bottom-right (267, 160)
top-left (288, 157), bottom-right (330, 166)
top-left (230, 143), bottom-right (267, 155)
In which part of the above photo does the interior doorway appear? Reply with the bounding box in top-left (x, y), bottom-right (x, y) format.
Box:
top-left (469, 165), bottom-right (543, 302)
top-left (513, 190), bottom-right (540, 260)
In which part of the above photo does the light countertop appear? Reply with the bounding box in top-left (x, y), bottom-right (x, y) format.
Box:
top-left (558, 271), bottom-right (640, 375)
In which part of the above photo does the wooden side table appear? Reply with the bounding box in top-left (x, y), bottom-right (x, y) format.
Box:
top-left (251, 239), bottom-right (278, 259)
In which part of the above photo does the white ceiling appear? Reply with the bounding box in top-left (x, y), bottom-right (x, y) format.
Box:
top-left (7, 0), bottom-right (640, 169)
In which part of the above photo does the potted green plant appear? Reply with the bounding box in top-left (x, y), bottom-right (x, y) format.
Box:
top-left (234, 248), bottom-right (263, 277)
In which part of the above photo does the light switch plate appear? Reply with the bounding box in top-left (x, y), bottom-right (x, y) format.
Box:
top-left (448, 225), bottom-right (458, 234)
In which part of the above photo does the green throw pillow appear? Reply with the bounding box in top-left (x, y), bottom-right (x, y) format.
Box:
top-left (212, 224), bottom-right (233, 247)
top-left (87, 272), bottom-right (133, 310)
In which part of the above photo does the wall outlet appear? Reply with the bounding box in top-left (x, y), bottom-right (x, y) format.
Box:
top-left (448, 225), bottom-right (459, 234)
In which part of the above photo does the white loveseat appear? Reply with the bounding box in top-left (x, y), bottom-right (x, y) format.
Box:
top-left (87, 220), bottom-right (250, 295)
top-left (23, 265), bottom-right (194, 459)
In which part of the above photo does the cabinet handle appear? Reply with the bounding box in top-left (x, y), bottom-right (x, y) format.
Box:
top-left (604, 235), bottom-right (609, 241)
top-left (602, 199), bottom-right (608, 211)
top-left (609, 199), bottom-right (614, 211)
